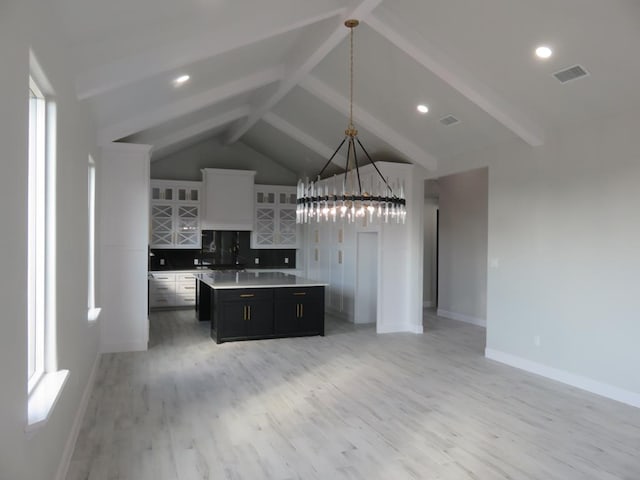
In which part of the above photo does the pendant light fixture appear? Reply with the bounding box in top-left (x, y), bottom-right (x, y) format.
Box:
top-left (296, 19), bottom-right (406, 225)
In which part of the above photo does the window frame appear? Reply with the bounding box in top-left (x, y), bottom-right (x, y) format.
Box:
top-left (27, 77), bottom-right (47, 394)
top-left (26, 67), bottom-right (69, 431)
top-left (87, 156), bottom-right (101, 322)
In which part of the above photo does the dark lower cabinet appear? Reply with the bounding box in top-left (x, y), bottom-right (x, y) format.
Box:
top-left (274, 287), bottom-right (325, 336)
top-left (216, 289), bottom-right (274, 341)
top-left (208, 285), bottom-right (325, 344)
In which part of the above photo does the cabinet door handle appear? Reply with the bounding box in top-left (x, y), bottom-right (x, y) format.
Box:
top-left (240, 294), bottom-right (255, 298)
top-left (301, 304), bottom-right (303, 318)
top-left (248, 305), bottom-right (251, 320)
top-left (296, 304), bottom-right (300, 318)
top-left (243, 305), bottom-right (247, 320)
top-left (293, 292), bottom-right (306, 296)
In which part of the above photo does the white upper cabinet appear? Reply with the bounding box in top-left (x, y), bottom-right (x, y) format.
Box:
top-left (150, 180), bottom-right (202, 249)
top-left (251, 185), bottom-right (299, 249)
top-left (201, 169), bottom-right (256, 231)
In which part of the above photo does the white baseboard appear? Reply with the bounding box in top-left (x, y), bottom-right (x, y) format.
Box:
top-left (376, 323), bottom-right (423, 334)
top-left (410, 324), bottom-right (424, 334)
top-left (55, 353), bottom-right (101, 480)
top-left (485, 348), bottom-right (640, 409)
top-left (437, 308), bottom-right (486, 328)
top-left (423, 301), bottom-right (434, 308)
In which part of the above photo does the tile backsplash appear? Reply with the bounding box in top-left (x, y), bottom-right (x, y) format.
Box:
top-left (149, 231), bottom-right (296, 270)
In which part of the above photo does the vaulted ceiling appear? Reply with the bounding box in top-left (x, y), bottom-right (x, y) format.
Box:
top-left (53, 0), bottom-right (640, 177)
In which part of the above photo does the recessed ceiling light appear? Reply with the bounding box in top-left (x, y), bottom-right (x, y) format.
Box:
top-left (173, 74), bottom-right (190, 86)
top-left (417, 104), bottom-right (429, 114)
top-left (535, 45), bottom-right (553, 59)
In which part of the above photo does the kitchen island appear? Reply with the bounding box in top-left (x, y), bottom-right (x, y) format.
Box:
top-left (196, 271), bottom-right (327, 344)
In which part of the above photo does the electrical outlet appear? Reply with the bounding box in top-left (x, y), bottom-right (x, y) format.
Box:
top-left (254, 258), bottom-right (259, 264)
top-left (159, 258), bottom-right (165, 266)
top-left (193, 258), bottom-right (199, 265)
top-left (284, 257), bottom-right (289, 264)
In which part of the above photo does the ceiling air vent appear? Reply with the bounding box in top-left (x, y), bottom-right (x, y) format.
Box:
top-left (553, 65), bottom-right (589, 84)
top-left (440, 115), bottom-right (459, 126)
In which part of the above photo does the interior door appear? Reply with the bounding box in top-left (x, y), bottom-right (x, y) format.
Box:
top-left (354, 232), bottom-right (378, 324)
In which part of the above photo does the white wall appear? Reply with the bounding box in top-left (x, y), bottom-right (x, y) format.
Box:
top-left (447, 109), bottom-right (640, 405)
top-left (151, 139), bottom-right (298, 185)
top-left (423, 199), bottom-right (438, 307)
top-left (0, 1), bottom-right (101, 478)
top-left (437, 168), bottom-right (488, 327)
top-left (99, 144), bottom-right (150, 353)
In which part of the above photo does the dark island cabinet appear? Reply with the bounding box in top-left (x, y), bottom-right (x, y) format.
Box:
top-left (274, 287), bottom-right (325, 336)
top-left (215, 289), bottom-right (274, 341)
top-left (208, 285), bottom-right (325, 343)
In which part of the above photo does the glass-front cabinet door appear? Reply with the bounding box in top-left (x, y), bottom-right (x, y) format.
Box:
top-left (251, 185), bottom-right (299, 249)
top-left (176, 186), bottom-right (200, 203)
top-left (175, 205), bottom-right (201, 248)
top-left (277, 207), bottom-right (297, 246)
top-left (151, 204), bottom-right (175, 247)
top-left (151, 186), bottom-right (174, 201)
top-left (150, 180), bottom-right (202, 248)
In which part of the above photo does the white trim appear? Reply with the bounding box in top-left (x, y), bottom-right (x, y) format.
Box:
top-left (376, 323), bottom-right (421, 334)
top-left (100, 142), bottom-right (153, 153)
top-left (423, 301), bottom-right (434, 308)
top-left (485, 348), bottom-right (640, 409)
top-left (437, 308), bottom-right (486, 327)
top-left (100, 340), bottom-right (148, 354)
top-left (410, 324), bottom-right (424, 334)
top-left (54, 354), bottom-right (100, 480)
top-left (87, 307), bottom-right (102, 323)
top-left (26, 370), bottom-right (69, 432)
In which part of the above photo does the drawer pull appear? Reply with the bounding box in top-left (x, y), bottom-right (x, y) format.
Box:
top-left (240, 294), bottom-right (255, 298)
top-left (293, 292), bottom-right (307, 296)
top-left (183, 286), bottom-right (196, 290)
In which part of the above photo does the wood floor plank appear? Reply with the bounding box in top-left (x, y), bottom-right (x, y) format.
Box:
top-left (68, 308), bottom-right (640, 480)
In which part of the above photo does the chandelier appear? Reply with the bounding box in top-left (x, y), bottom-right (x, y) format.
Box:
top-left (296, 19), bottom-right (407, 225)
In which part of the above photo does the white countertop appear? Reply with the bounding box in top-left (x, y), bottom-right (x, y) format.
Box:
top-left (195, 271), bottom-right (327, 289)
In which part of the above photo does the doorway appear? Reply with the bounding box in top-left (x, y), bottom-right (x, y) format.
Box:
top-left (355, 232), bottom-right (378, 324)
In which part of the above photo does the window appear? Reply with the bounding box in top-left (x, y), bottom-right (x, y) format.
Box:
top-left (27, 68), bottom-right (68, 430)
top-left (87, 156), bottom-right (100, 321)
top-left (27, 78), bottom-right (46, 393)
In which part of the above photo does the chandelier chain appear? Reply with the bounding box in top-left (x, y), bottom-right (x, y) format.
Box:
top-left (349, 24), bottom-right (354, 131)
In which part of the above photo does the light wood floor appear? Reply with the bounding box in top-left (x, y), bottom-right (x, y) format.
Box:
top-left (67, 309), bottom-right (640, 480)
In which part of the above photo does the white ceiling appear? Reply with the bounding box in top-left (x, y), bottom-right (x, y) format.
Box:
top-left (52, 0), bottom-right (640, 176)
